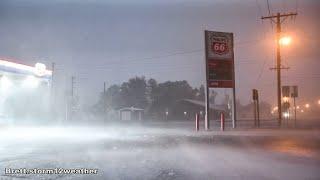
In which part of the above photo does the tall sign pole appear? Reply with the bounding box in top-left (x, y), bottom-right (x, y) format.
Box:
top-left (232, 41), bottom-right (237, 128)
top-left (204, 30), bottom-right (236, 130)
top-left (261, 12), bottom-right (297, 127)
top-left (204, 31), bottom-right (210, 130)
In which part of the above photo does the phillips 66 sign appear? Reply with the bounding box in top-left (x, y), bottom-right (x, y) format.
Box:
top-left (207, 31), bottom-right (233, 59)
top-left (205, 31), bottom-right (234, 88)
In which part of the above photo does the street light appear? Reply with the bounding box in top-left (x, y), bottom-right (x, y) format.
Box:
top-left (283, 112), bottom-right (290, 118)
top-left (283, 97), bottom-right (289, 102)
top-left (305, 103), bottom-right (310, 109)
top-left (318, 100), bottom-right (320, 105)
top-left (279, 36), bottom-right (292, 46)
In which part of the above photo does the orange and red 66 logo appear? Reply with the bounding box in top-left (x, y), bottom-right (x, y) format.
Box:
top-left (210, 36), bottom-right (229, 55)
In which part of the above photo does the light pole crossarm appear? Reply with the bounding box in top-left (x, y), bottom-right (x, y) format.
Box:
top-left (261, 12), bottom-right (297, 20)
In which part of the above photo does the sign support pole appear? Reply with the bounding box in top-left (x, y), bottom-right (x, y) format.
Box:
top-left (293, 96), bottom-right (297, 128)
top-left (256, 92), bottom-right (260, 128)
top-left (204, 30), bottom-right (210, 130)
top-left (232, 39), bottom-right (236, 129)
top-left (232, 88), bottom-right (236, 128)
top-left (205, 85), bottom-right (210, 130)
top-left (253, 99), bottom-right (257, 127)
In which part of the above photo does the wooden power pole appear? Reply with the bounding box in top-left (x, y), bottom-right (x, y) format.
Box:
top-left (261, 12), bottom-right (297, 127)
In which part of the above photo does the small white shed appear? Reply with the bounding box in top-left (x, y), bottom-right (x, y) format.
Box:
top-left (118, 107), bottom-right (144, 121)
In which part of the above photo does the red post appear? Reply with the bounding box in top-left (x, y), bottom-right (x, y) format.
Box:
top-left (195, 113), bottom-right (200, 131)
top-left (220, 112), bottom-right (225, 131)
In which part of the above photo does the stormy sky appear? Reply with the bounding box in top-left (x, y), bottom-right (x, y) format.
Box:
top-left (0, 0), bottom-right (319, 106)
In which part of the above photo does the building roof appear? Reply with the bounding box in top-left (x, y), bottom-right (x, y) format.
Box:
top-left (179, 99), bottom-right (227, 111)
top-left (0, 59), bottom-right (52, 80)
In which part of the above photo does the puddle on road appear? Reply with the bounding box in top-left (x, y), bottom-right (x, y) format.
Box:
top-left (265, 139), bottom-right (317, 158)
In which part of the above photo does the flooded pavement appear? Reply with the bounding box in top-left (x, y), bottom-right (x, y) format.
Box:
top-left (0, 126), bottom-right (319, 180)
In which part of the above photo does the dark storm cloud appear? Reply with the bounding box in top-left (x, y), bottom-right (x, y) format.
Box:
top-left (0, 0), bottom-right (319, 105)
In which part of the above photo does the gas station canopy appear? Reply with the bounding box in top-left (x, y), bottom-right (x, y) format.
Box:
top-left (0, 59), bottom-right (52, 80)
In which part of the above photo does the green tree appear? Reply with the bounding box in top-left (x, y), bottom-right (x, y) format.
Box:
top-left (148, 80), bottom-right (195, 117)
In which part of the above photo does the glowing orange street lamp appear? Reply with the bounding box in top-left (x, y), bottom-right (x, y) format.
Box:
top-left (305, 104), bottom-right (310, 108)
top-left (282, 97), bottom-right (289, 102)
top-left (279, 36), bottom-right (292, 46)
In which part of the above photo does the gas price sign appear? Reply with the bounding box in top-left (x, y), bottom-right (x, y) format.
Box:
top-left (205, 31), bottom-right (234, 88)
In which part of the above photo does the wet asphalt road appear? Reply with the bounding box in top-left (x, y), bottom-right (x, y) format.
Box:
top-left (0, 126), bottom-right (320, 180)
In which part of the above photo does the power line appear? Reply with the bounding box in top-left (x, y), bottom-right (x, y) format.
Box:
top-left (45, 38), bottom-right (270, 73)
top-left (255, 57), bottom-right (268, 84)
top-left (266, 0), bottom-right (274, 29)
top-left (66, 59), bottom-right (267, 75)
top-left (256, 0), bottom-right (263, 17)
top-left (266, 0), bottom-right (272, 15)
top-left (78, 41), bottom-right (266, 67)
top-left (282, 0), bottom-right (287, 12)
top-left (295, 0), bottom-right (299, 14)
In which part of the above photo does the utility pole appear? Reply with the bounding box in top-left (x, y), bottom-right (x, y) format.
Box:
top-left (51, 62), bottom-right (55, 114)
top-left (104, 82), bottom-right (106, 113)
top-left (69, 76), bottom-right (76, 121)
top-left (261, 12), bottom-right (297, 127)
top-left (51, 62), bottom-right (55, 97)
top-left (51, 62), bottom-right (55, 121)
top-left (71, 76), bottom-right (75, 98)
